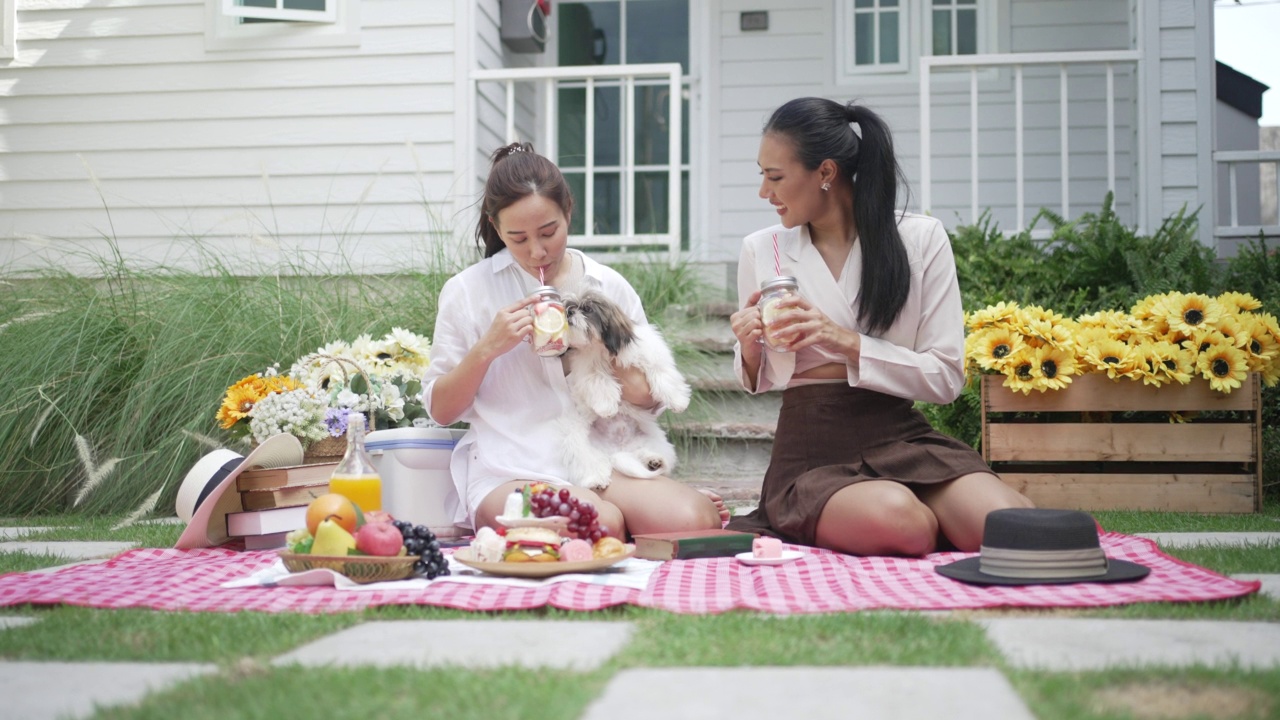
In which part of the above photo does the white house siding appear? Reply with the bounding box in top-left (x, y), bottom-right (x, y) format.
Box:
top-left (0, 0), bottom-right (459, 275)
top-left (1216, 100), bottom-right (1261, 228)
top-left (710, 0), bottom-right (1142, 268)
top-left (1141, 0), bottom-right (1215, 248)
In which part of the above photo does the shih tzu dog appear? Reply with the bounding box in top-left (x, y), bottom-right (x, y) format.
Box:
top-left (559, 291), bottom-right (691, 490)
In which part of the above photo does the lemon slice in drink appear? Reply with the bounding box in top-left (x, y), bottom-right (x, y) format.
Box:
top-left (535, 308), bottom-right (566, 334)
top-left (761, 297), bottom-right (784, 326)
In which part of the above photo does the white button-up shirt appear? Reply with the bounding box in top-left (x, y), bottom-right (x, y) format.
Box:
top-left (734, 213), bottom-right (967, 404)
top-left (423, 248), bottom-right (648, 527)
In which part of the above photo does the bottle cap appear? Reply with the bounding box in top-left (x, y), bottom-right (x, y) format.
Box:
top-left (532, 285), bottom-right (562, 299)
top-left (760, 276), bottom-right (798, 293)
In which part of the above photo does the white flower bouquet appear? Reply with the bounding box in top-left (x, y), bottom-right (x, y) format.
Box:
top-left (217, 328), bottom-right (433, 448)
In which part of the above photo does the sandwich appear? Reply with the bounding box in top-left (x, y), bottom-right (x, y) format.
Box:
top-left (502, 526), bottom-right (562, 563)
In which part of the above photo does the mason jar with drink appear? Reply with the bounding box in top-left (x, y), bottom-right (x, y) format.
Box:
top-left (758, 276), bottom-right (799, 352)
top-left (530, 285), bottom-right (568, 357)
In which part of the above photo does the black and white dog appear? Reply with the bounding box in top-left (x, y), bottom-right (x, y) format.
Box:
top-left (559, 291), bottom-right (691, 490)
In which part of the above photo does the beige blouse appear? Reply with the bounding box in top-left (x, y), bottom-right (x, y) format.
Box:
top-left (733, 213), bottom-right (967, 405)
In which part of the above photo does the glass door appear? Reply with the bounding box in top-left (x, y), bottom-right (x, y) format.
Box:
top-left (556, 0), bottom-right (691, 250)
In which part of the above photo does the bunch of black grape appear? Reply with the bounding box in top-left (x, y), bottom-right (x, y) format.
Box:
top-left (527, 485), bottom-right (609, 542)
top-left (393, 521), bottom-right (450, 579)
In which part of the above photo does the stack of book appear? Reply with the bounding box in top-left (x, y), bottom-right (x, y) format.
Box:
top-left (224, 461), bottom-right (337, 550)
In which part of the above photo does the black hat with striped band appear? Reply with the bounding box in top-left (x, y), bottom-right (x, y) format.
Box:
top-left (935, 508), bottom-right (1150, 586)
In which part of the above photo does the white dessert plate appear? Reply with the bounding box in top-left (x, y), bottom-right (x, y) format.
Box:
top-left (735, 550), bottom-right (804, 566)
top-left (452, 546), bottom-right (634, 578)
top-left (495, 515), bottom-right (570, 530)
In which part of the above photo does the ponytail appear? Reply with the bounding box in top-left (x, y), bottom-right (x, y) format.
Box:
top-left (763, 98), bottom-right (910, 334)
top-left (846, 104), bottom-right (910, 334)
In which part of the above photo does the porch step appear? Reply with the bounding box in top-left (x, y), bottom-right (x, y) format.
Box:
top-left (665, 306), bottom-right (778, 503)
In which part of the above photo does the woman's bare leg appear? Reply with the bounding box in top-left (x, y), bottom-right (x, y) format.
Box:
top-left (473, 480), bottom-right (626, 537)
top-left (814, 480), bottom-right (940, 556)
top-left (598, 474), bottom-right (722, 537)
top-left (914, 472), bottom-right (1035, 552)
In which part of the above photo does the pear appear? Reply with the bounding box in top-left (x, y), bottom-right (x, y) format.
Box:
top-left (311, 516), bottom-right (357, 557)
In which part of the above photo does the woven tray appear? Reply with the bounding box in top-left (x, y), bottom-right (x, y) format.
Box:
top-left (278, 552), bottom-right (415, 584)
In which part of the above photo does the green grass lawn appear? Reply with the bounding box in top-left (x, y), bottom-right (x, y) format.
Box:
top-left (2, 505), bottom-right (1279, 720)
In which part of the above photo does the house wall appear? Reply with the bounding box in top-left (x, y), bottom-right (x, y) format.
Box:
top-left (1141, 0), bottom-right (1215, 248)
top-left (1215, 100), bottom-right (1262, 227)
top-left (0, 0), bottom-right (459, 275)
top-left (708, 0), bottom-right (1140, 268)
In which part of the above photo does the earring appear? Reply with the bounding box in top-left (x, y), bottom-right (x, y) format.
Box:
top-left (821, 182), bottom-right (831, 192)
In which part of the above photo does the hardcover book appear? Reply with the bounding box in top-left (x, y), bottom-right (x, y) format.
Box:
top-left (225, 505), bottom-right (307, 538)
top-left (631, 529), bottom-right (756, 561)
top-left (235, 461), bottom-right (338, 492)
top-left (240, 482), bottom-right (330, 511)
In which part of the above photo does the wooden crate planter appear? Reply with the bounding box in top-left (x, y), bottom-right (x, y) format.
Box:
top-left (981, 373), bottom-right (1263, 513)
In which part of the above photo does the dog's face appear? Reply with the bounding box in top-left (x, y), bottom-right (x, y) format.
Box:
top-left (564, 291), bottom-right (636, 356)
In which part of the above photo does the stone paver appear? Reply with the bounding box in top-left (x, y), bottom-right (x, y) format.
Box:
top-left (0, 616), bottom-right (37, 630)
top-left (1233, 574), bottom-right (1280, 600)
top-left (1136, 532), bottom-right (1280, 548)
top-left (0, 527), bottom-right (52, 539)
top-left (0, 541), bottom-right (135, 560)
top-left (978, 618), bottom-right (1280, 670)
top-left (0, 660), bottom-right (215, 720)
top-left (579, 667), bottom-right (1036, 720)
top-left (273, 620), bottom-right (633, 670)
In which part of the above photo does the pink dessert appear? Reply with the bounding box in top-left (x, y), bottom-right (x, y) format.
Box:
top-left (559, 538), bottom-right (594, 562)
top-left (752, 536), bottom-right (782, 559)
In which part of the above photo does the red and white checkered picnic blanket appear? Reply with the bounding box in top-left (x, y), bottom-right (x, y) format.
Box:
top-left (0, 533), bottom-right (1258, 614)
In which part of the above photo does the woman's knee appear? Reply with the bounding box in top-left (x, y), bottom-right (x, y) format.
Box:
top-left (817, 483), bottom-right (938, 556)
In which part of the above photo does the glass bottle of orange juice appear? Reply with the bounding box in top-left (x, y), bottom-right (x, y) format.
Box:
top-left (328, 411), bottom-right (382, 512)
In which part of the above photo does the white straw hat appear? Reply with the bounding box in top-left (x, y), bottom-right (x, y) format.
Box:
top-left (174, 434), bottom-right (304, 549)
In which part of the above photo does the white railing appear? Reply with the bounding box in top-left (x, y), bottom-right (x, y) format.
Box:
top-left (471, 63), bottom-right (684, 263)
top-left (919, 50), bottom-right (1142, 232)
top-left (1214, 149), bottom-right (1280, 247)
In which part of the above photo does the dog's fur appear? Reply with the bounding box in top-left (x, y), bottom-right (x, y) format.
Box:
top-left (559, 291), bottom-right (691, 490)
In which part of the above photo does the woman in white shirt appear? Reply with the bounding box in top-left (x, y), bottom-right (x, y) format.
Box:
top-left (423, 142), bottom-right (722, 538)
top-left (725, 98), bottom-right (1033, 555)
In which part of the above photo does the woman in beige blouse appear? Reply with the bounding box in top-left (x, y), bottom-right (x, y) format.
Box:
top-left (726, 98), bottom-right (1033, 556)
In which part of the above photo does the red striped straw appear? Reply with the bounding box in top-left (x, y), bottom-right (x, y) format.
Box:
top-left (539, 266), bottom-right (545, 284)
top-left (772, 233), bottom-right (781, 276)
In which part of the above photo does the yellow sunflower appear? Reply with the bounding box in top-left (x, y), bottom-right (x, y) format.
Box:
top-left (966, 326), bottom-right (1024, 372)
top-left (1148, 340), bottom-right (1195, 386)
top-left (1196, 339), bottom-right (1249, 393)
top-left (216, 373), bottom-right (300, 429)
top-left (1164, 292), bottom-right (1224, 339)
top-left (1080, 337), bottom-right (1140, 380)
top-left (1237, 314), bottom-right (1279, 372)
top-left (1130, 343), bottom-right (1166, 387)
top-left (1214, 315), bottom-right (1250, 349)
top-left (1033, 344), bottom-right (1076, 391)
top-left (1130, 294), bottom-right (1167, 321)
top-left (1076, 310), bottom-right (1142, 342)
top-left (1002, 347), bottom-right (1040, 395)
top-left (1216, 291), bottom-right (1263, 315)
top-left (966, 301), bottom-right (1020, 332)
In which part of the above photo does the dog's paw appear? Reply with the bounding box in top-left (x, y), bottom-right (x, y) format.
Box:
top-left (589, 395), bottom-right (621, 419)
top-left (584, 476), bottom-right (612, 491)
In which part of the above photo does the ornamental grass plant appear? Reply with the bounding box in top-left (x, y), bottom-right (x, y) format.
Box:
top-left (0, 244), bottom-right (458, 517)
top-left (0, 241), bottom-right (718, 518)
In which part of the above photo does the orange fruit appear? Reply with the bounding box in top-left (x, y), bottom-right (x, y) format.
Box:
top-left (305, 493), bottom-right (359, 536)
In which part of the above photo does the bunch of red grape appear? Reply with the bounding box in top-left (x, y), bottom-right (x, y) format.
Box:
top-left (527, 485), bottom-right (609, 541)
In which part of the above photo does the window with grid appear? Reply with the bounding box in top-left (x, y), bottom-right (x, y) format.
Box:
top-left (931, 0), bottom-right (980, 56)
top-left (557, 0), bottom-right (690, 249)
top-left (223, 0), bottom-right (335, 23)
top-left (839, 0), bottom-right (908, 75)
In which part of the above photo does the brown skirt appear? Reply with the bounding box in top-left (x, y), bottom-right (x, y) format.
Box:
top-left (726, 383), bottom-right (993, 546)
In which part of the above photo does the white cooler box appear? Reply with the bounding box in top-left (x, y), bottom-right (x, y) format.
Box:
top-left (365, 427), bottom-right (466, 538)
